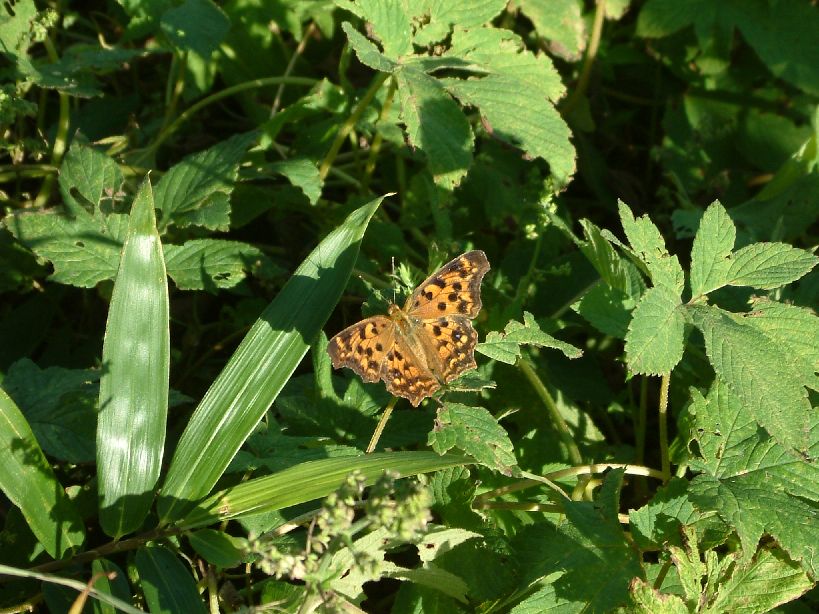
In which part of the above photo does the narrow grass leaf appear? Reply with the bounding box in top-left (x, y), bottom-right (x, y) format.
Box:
top-left (177, 451), bottom-right (469, 529)
top-left (98, 177), bottom-right (170, 537)
top-left (158, 196), bottom-right (384, 523)
top-left (135, 545), bottom-right (206, 614)
top-left (0, 389), bottom-right (85, 558)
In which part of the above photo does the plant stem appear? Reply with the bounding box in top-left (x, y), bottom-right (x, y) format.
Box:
top-left (366, 396), bottom-right (398, 453)
top-left (563, 0), bottom-right (607, 115)
top-left (271, 22), bottom-right (317, 117)
top-left (319, 73), bottom-right (389, 181)
top-left (33, 37), bottom-right (70, 208)
top-left (142, 76), bottom-right (319, 159)
top-left (658, 373), bottom-right (671, 482)
top-left (516, 357), bottom-right (584, 466)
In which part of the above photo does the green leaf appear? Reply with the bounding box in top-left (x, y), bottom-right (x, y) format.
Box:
top-left (0, 388), bottom-right (85, 558)
top-left (726, 242), bottom-right (818, 290)
top-left (477, 312), bottom-right (582, 365)
top-left (511, 470), bottom-right (643, 613)
top-left (0, 0), bottom-right (38, 56)
top-left (411, 0), bottom-right (509, 46)
top-left (578, 219), bottom-right (647, 298)
top-left (624, 285), bottom-right (685, 375)
top-left (687, 379), bottom-right (818, 576)
top-left (574, 284), bottom-right (636, 339)
top-left (690, 306), bottom-right (812, 454)
top-left (628, 578), bottom-right (689, 614)
top-left (441, 27), bottom-right (574, 186)
top-left (160, 0), bottom-right (229, 57)
top-left (618, 201), bottom-right (684, 296)
top-left (90, 558), bottom-right (133, 613)
top-left (341, 21), bottom-right (396, 73)
top-left (708, 548), bottom-right (813, 612)
top-left (395, 65), bottom-right (473, 190)
top-left (269, 158), bottom-right (322, 205)
top-left (158, 196), bottom-right (384, 523)
top-left (689, 200), bottom-right (736, 297)
top-left (187, 529), bottom-right (247, 568)
top-left (2, 359), bottom-right (98, 463)
top-left (153, 131), bottom-right (258, 232)
top-left (518, 0), bottom-right (586, 62)
top-left (427, 403), bottom-right (518, 477)
top-left (178, 451), bottom-right (470, 528)
top-left (352, 0), bottom-right (412, 59)
top-left (7, 141), bottom-right (128, 287)
top-left (164, 239), bottom-right (267, 291)
top-left (98, 178), bottom-right (170, 538)
top-left (135, 545), bottom-right (206, 614)
top-left (636, 0), bottom-right (713, 37)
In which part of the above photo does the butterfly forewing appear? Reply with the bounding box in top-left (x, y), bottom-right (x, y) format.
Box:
top-left (405, 250), bottom-right (490, 320)
top-left (327, 316), bottom-right (396, 383)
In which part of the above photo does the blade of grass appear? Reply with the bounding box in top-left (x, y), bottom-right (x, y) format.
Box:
top-left (177, 451), bottom-right (471, 529)
top-left (97, 178), bottom-right (170, 537)
top-left (0, 389), bottom-right (85, 558)
top-left (158, 196), bottom-right (386, 523)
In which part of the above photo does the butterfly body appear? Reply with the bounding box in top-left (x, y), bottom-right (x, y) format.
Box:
top-left (328, 251), bottom-right (490, 406)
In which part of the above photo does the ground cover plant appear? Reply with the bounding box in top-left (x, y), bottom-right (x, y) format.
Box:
top-left (1, 0), bottom-right (818, 612)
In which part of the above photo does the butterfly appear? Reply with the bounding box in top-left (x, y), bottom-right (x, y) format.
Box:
top-left (327, 251), bottom-right (490, 406)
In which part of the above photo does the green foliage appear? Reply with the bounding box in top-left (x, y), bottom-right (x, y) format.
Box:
top-left (0, 0), bottom-right (817, 612)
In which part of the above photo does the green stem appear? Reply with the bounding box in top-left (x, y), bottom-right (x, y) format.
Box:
top-left (563, 0), bottom-right (607, 116)
top-left (271, 22), bottom-right (316, 117)
top-left (319, 73), bottom-right (389, 181)
top-left (658, 373), bottom-right (671, 482)
top-left (33, 37), bottom-right (70, 208)
top-left (362, 76), bottom-right (397, 192)
top-left (517, 358), bottom-right (583, 466)
top-left (142, 76), bottom-right (318, 159)
top-left (366, 396), bottom-right (398, 453)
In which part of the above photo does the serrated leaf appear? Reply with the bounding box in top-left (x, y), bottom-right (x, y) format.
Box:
top-left (1, 359), bottom-right (98, 463)
top-left (708, 548), bottom-right (813, 612)
top-left (629, 578), bottom-right (689, 614)
top-left (153, 131), bottom-right (258, 232)
top-left (353, 0), bottom-right (412, 59)
top-left (98, 178), bottom-right (170, 538)
top-left (395, 65), bottom-right (473, 190)
top-left (725, 242), bottom-right (818, 290)
top-left (188, 529), bottom-right (247, 569)
top-left (579, 218), bottom-right (647, 298)
top-left (160, 0), bottom-right (229, 57)
top-left (411, 0), bottom-right (509, 46)
top-left (164, 239), bottom-right (267, 291)
top-left (511, 470), bottom-right (643, 613)
top-left (341, 21), bottom-right (396, 72)
top-left (518, 0), bottom-right (586, 62)
top-left (629, 477), bottom-right (712, 550)
top-left (269, 158), bottom-right (322, 205)
top-left (7, 141), bottom-right (129, 287)
top-left (477, 312), bottom-right (582, 365)
top-left (135, 545), bottom-right (206, 614)
top-left (428, 403), bottom-right (518, 477)
top-left (158, 197), bottom-right (384, 523)
top-left (0, 388), bottom-right (85, 558)
top-left (618, 201), bottom-right (684, 295)
top-left (690, 306), bottom-right (811, 454)
top-left (573, 284), bottom-right (635, 339)
top-left (625, 285), bottom-right (684, 375)
top-left (388, 565), bottom-right (470, 603)
top-left (690, 200), bottom-right (736, 297)
top-left (687, 379), bottom-right (818, 576)
top-left (440, 27), bottom-right (574, 186)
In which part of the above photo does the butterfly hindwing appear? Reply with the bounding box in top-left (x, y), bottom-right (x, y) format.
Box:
top-left (419, 316), bottom-right (479, 383)
top-left (405, 250), bottom-right (490, 320)
top-left (382, 334), bottom-right (440, 406)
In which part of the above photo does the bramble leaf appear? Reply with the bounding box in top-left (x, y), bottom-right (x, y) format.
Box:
top-left (164, 239), bottom-right (269, 291)
top-left (689, 200), bottom-right (735, 297)
top-left (690, 306), bottom-right (812, 453)
top-left (625, 285), bottom-right (685, 375)
top-left (478, 312), bottom-right (582, 364)
top-left (428, 403), bottom-right (519, 477)
top-left (726, 242), bottom-right (818, 290)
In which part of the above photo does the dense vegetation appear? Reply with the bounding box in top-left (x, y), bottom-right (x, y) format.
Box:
top-left (1, 0), bottom-right (817, 612)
